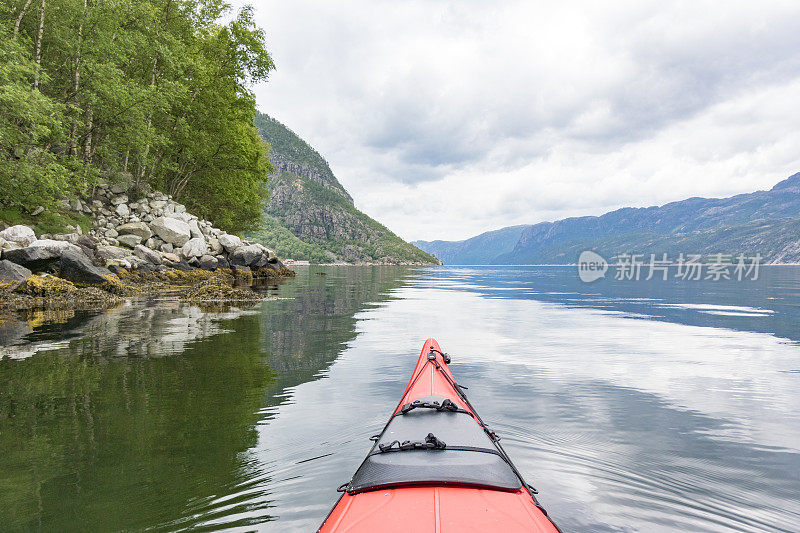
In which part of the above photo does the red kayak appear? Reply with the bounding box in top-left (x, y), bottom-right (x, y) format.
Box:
top-left (318, 338), bottom-right (561, 532)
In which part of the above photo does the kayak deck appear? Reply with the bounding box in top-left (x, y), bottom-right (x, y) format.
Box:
top-left (318, 339), bottom-right (560, 532)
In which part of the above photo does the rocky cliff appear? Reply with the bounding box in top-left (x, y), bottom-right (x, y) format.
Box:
top-left (414, 172), bottom-right (800, 264)
top-left (250, 113), bottom-right (438, 264)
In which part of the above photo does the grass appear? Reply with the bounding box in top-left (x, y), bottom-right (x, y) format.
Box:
top-left (0, 206), bottom-right (93, 236)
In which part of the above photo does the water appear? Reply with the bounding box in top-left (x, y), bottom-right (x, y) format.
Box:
top-left (2, 265), bottom-right (800, 532)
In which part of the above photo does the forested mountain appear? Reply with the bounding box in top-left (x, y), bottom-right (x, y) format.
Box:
top-left (414, 172), bottom-right (800, 264)
top-left (1, 0), bottom-right (273, 233)
top-left (249, 113), bottom-right (437, 264)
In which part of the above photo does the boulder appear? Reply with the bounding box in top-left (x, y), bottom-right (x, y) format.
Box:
top-left (110, 183), bottom-right (127, 194)
top-left (117, 222), bottom-right (152, 240)
top-left (207, 237), bottom-right (223, 255)
top-left (58, 250), bottom-right (113, 285)
top-left (181, 237), bottom-right (206, 259)
top-left (115, 203), bottom-right (130, 217)
top-left (198, 255), bottom-right (218, 270)
top-left (161, 252), bottom-right (180, 263)
top-left (216, 256), bottom-right (230, 269)
top-left (117, 234), bottom-right (142, 248)
top-left (110, 194), bottom-right (128, 205)
top-left (95, 245), bottom-right (133, 263)
top-left (0, 225), bottom-right (36, 246)
top-left (149, 217), bottom-right (191, 247)
top-left (30, 206), bottom-right (44, 216)
top-left (217, 233), bottom-right (242, 252)
top-left (160, 243), bottom-right (173, 254)
top-left (76, 235), bottom-right (98, 250)
top-left (188, 219), bottom-right (203, 239)
top-left (3, 246), bottom-right (61, 272)
top-left (0, 259), bottom-right (31, 282)
top-left (229, 244), bottom-right (262, 267)
top-left (133, 244), bottom-right (162, 265)
top-left (105, 228), bottom-right (119, 238)
top-left (29, 239), bottom-right (82, 256)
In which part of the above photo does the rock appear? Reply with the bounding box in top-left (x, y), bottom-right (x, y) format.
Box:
top-left (229, 244), bottom-right (262, 267)
top-left (188, 219), bottom-right (203, 239)
top-left (58, 250), bottom-right (113, 285)
top-left (145, 237), bottom-right (157, 249)
top-left (133, 244), bottom-right (162, 265)
top-left (115, 203), bottom-right (130, 217)
top-left (117, 234), bottom-right (142, 248)
top-left (207, 237), bottom-right (223, 255)
top-left (116, 221), bottom-right (152, 240)
top-left (77, 235), bottom-right (98, 250)
top-left (31, 206), bottom-right (44, 216)
top-left (3, 246), bottom-right (61, 272)
top-left (0, 260), bottom-right (31, 282)
top-left (217, 233), bottom-right (242, 252)
top-left (149, 217), bottom-right (191, 247)
top-left (181, 237), bottom-right (206, 259)
top-left (110, 183), bottom-right (127, 194)
top-left (161, 252), bottom-right (180, 263)
top-left (105, 228), bottom-right (119, 238)
top-left (17, 274), bottom-right (76, 296)
top-left (216, 256), bottom-right (230, 269)
top-left (110, 194), bottom-right (128, 205)
top-left (198, 255), bottom-right (218, 270)
top-left (69, 198), bottom-right (83, 211)
top-left (29, 239), bottom-right (83, 256)
top-left (187, 257), bottom-right (200, 267)
top-left (174, 204), bottom-right (186, 214)
top-left (160, 243), bottom-right (174, 254)
top-left (95, 245), bottom-right (133, 263)
top-left (0, 225), bottom-right (37, 246)
top-left (149, 200), bottom-right (167, 210)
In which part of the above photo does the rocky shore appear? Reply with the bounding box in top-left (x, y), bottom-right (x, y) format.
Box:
top-left (0, 183), bottom-right (294, 312)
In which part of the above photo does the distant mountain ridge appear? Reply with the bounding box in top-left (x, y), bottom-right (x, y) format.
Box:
top-left (250, 113), bottom-right (437, 264)
top-left (413, 172), bottom-right (800, 264)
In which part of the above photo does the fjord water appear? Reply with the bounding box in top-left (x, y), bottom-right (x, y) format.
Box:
top-left (2, 266), bottom-right (800, 532)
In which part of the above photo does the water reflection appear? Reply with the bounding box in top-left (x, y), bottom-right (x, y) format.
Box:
top-left (2, 265), bottom-right (800, 532)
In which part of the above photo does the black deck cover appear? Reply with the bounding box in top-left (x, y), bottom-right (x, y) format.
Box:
top-left (347, 396), bottom-right (522, 493)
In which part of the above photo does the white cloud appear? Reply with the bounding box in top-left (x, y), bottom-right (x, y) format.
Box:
top-left (236, 0), bottom-right (800, 240)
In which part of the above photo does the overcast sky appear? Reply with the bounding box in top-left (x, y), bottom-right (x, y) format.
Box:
top-left (236, 0), bottom-right (800, 241)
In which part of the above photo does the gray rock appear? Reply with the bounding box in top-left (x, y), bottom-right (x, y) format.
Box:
top-left (105, 229), bottom-right (119, 238)
top-left (198, 255), bottom-right (218, 270)
top-left (142, 215), bottom-right (154, 223)
top-left (3, 246), bottom-right (61, 272)
top-left (29, 239), bottom-right (82, 255)
top-left (188, 219), bottom-right (203, 239)
top-left (207, 237), bottom-right (223, 255)
top-left (31, 206), bottom-right (44, 216)
top-left (133, 244), bottom-right (162, 265)
top-left (110, 194), bottom-right (128, 205)
top-left (229, 244), bottom-right (262, 267)
top-left (149, 217), bottom-right (191, 247)
top-left (115, 203), bottom-right (130, 217)
top-left (145, 237), bottom-right (157, 249)
top-left (95, 245), bottom-right (132, 262)
top-left (181, 237), bottom-right (206, 259)
top-left (110, 183), bottom-right (127, 194)
top-left (161, 252), bottom-right (180, 263)
top-left (0, 259), bottom-right (32, 282)
top-left (174, 204), bottom-right (186, 214)
top-left (117, 234), bottom-right (142, 248)
top-left (160, 243), bottom-right (173, 254)
top-left (116, 221), bottom-right (152, 240)
top-left (149, 200), bottom-right (167, 210)
top-left (0, 225), bottom-right (37, 246)
top-left (58, 250), bottom-right (112, 285)
top-left (217, 233), bottom-right (242, 252)
top-left (77, 235), bottom-right (98, 250)
top-left (216, 256), bottom-right (230, 269)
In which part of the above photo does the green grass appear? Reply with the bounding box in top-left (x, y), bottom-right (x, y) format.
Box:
top-left (0, 206), bottom-right (92, 237)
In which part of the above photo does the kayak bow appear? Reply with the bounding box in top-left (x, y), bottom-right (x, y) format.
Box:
top-left (318, 338), bottom-right (560, 532)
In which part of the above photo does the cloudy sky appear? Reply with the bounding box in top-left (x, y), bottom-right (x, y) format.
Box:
top-left (236, 0), bottom-right (800, 241)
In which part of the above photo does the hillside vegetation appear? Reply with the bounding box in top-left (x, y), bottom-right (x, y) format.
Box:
top-left (1, 0), bottom-right (273, 233)
top-left (250, 113), bottom-right (438, 264)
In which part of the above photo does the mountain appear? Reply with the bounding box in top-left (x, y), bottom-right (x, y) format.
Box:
top-left (249, 113), bottom-right (438, 264)
top-left (411, 225), bottom-right (530, 265)
top-left (413, 172), bottom-right (800, 264)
